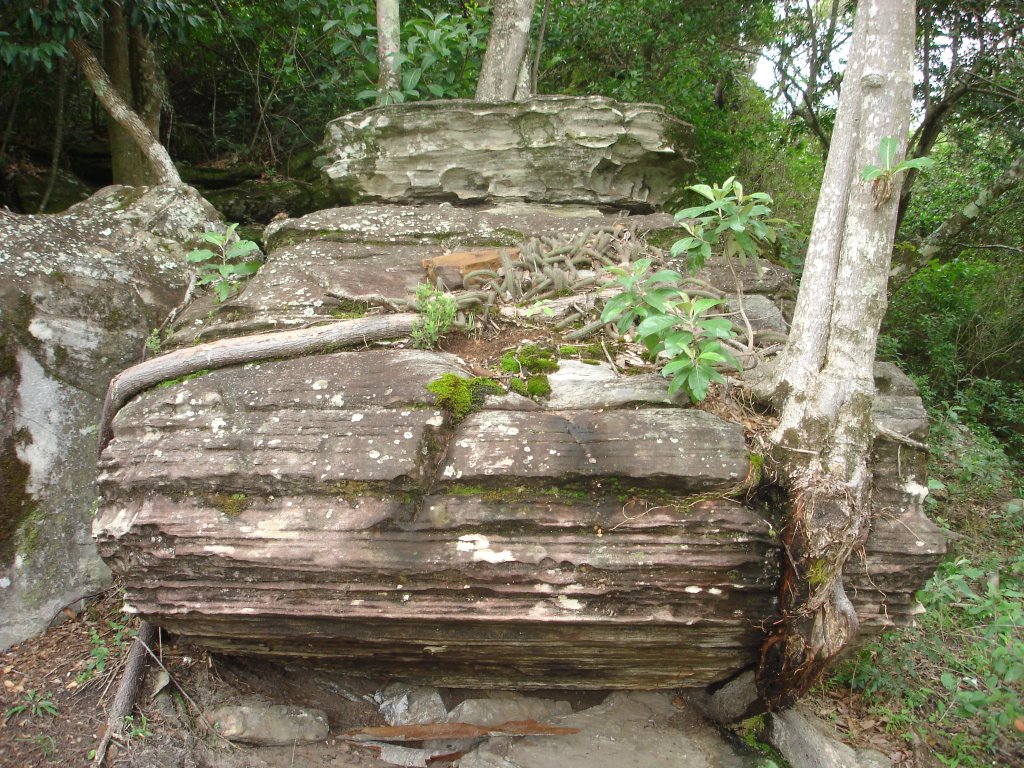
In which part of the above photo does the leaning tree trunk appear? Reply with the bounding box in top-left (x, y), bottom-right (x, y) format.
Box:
top-left (67, 38), bottom-right (181, 186)
top-left (476, 0), bottom-right (536, 101)
top-left (752, 0), bottom-right (917, 710)
top-left (376, 0), bottom-right (401, 104)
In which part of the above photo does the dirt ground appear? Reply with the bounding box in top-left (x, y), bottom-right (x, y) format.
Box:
top-left (1, 588), bottom-right (918, 768)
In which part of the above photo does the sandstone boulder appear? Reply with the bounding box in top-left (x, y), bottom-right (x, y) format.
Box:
top-left (317, 96), bottom-right (694, 210)
top-left (0, 184), bottom-right (218, 648)
top-left (91, 195), bottom-right (941, 689)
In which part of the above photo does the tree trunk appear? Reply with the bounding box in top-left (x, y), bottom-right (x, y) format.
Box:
top-left (891, 149), bottom-right (1024, 285)
top-left (38, 57), bottom-right (68, 213)
top-left (376, 0), bottom-right (401, 104)
top-left (529, 0), bottom-right (550, 94)
top-left (753, 0), bottom-right (916, 710)
top-left (513, 46), bottom-right (533, 101)
top-left (103, 1), bottom-right (151, 185)
top-left (130, 27), bottom-right (166, 141)
top-left (67, 38), bottom-right (181, 185)
top-left (476, 0), bottom-right (536, 101)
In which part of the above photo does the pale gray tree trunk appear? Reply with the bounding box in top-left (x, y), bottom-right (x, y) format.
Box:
top-left (67, 38), bottom-right (182, 186)
top-left (476, 0), bottom-right (536, 101)
top-left (513, 48), bottom-right (533, 101)
top-left (376, 0), bottom-right (401, 104)
top-left (747, 0), bottom-right (916, 711)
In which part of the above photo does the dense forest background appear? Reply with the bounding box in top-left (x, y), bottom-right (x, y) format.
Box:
top-left (1, 1), bottom-right (1022, 763)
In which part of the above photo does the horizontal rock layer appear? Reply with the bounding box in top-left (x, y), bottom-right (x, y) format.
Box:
top-left (317, 96), bottom-right (694, 210)
top-left (173, 203), bottom-right (793, 346)
top-left (95, 349), bottom-right (943, 687)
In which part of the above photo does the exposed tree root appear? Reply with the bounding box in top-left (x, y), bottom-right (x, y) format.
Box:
top-left (98, 313), bottom-right (419, 453)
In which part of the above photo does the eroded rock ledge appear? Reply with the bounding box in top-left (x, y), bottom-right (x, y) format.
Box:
top-left (316, 96), bottom-right (695, 210)
top-left (93, 201), bottom-right (944, 688)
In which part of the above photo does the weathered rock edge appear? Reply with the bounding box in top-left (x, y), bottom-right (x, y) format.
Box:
top-left (0, 183), bottom-right (218, 649)
top-left (317, 96), bottom-right (695, 210)
top-left (94, 349), bottom-right (944, 689)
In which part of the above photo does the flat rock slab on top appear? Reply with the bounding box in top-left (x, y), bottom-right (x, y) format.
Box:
top-left (179, 202), bottom-right (794, 344)
top-left (317, 96), bottom-right (695, 210)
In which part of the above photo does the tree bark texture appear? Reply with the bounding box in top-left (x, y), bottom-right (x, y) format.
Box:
top-left (67, 38), bottom-right (181, 185)
top-left (103, 1), bottom-right (151, 185)
top-left (376, 0), bottom-right (401, 104)
top-left (476, 0), bottom-right (536, 101)
top-left (756, 0), bottom-right (916, 710)
top-left (130, 26), bottom-right (167, 141)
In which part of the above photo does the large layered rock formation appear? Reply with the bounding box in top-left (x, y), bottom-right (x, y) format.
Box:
top-left (316, 96), bottom-right (695, 210)
top-left (93, 199), bottom-right (944, 688)
top-left (0, 184), bottom-right (220, 648)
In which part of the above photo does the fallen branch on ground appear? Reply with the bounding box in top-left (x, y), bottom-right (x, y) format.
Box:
top-left (92, 621), bottom-right (155, 767)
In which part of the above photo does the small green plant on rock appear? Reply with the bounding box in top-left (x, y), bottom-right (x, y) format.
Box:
top-left (426, 373), bottom-right (502, 421)
top-left (601, 259), bottom-right (738, 403)
top-left (145, 328), bottom-right (162, 355)
top-left (671, 177), bottom-right (782, 272)
top-left (187, 223), bottom-right (262, 302)
top-left (412, 283), bottom-right (457, 349)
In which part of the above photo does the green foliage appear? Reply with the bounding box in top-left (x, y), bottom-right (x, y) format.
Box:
top-left (601, 259), bottom-right (738, 403)
top-left (325, 2), bottom-right (489, 104)
top-left (883, 256), bottom-right (1024, 461)
top-left (671, 177), bottom-right (783, 272)
top-left (4, 689), bottom-right (58, 721)
top-left (186, 223), bottom-right (262, 303)
top-left (0, 0), bottom-right (202, 71)
top-left (123, 713), bottom-right (151, 741)
top-left (411, 283), bottom-right (457, 349)
top-left (861, 136), bottom-right (935, 208)
top-left (426, 373), bottom-right (502, 422)
top-left (861, 137), bottom-right (936, 182)
top-left (76, 618), bottom-right (133, 685)
top-left (145, 328), bottom-right (162, 356)
top-left (829, 392), bottom-right (1023, 767)
top-left (540, 0), bottom-right (776, 182)
top-left (835, 552), bottom-right (1024, 765)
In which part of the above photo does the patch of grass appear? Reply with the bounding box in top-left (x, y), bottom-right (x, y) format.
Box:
top-left (156, 369), bottom-right (212, 389)
top-left (828, 408), bottom-right (1023, 767)
top-left (3, 690), bottom-right (58, 722)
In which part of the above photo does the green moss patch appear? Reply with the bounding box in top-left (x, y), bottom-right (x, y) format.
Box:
top-left (212, 492), bottom-right (249, 517)
top-left (426, 374), bottom-right (504, 422)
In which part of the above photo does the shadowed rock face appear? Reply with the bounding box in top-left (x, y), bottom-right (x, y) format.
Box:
top-left (92, 202), bottom-right (945, 688)
top-left (317, 96), bottom-right (695, 210)
top-left (0, 184), bottom-right (219, 649)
